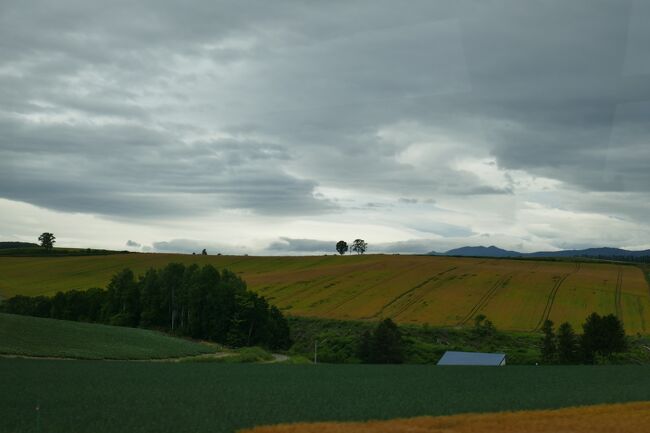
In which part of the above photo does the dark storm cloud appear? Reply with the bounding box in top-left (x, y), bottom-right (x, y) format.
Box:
top-left (1, 0), bottom-right (649, 223)
top-left (0, 118), bottom-right (333, 217)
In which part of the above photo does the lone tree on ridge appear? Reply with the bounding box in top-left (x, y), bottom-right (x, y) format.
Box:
top-left (38, 232), bottom-right (56, 251)
top-left (351, 239), bottom-right (367, 255)
top-left (336, 240), bottom-right (348, 255)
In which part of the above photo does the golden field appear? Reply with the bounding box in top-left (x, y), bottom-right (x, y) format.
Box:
top-left (0, 254), bottom-right (648, 333)
top-left (240, 401), bottom-right (650, 433)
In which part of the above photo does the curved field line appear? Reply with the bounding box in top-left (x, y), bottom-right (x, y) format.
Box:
top-left (615, 268), bottom-right (623, 323)
top-left (532, 262), bottom-right (581, 331)
top-left (264, 261), bottom-right (388, 303)
top-left (321, 262), bottom-right (437, 315)
top-left (457, 274), bottom-right (513, 326)
top-left (377, 267), bottom-right (459, 320)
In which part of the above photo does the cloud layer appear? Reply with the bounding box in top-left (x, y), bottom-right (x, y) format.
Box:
top-left (1, 0), bottom-right (650, 252)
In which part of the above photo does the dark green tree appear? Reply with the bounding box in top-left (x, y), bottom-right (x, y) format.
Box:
top-left (581, 313), bottom-right (627, 363)
top-left (473, 314), bottom-right (496, 337)
top-left (600, 314), bottom-right (627, 354)
top-left (38, 232), bottom-right (56, 251)
top-left (160, 263), bottom-right (186, 331)
top-left (351, 239), bottom-right (368, 255)
top-left (541, 319), bottom-right (557, 364)
top-left (139, 268), bottom-right (164, 327)
top-left (101, 268), bottom-right (140, 326)
top-left (359, 318), bottom-right (404, 364)
top-left (2, 263), bottom-right (292, 351)
top-left (557, 322), bottom-right (579, 364)
top-left (335, 240), bottom-right (348, 255)
top-left (358, 330), bottom-right (374, 362)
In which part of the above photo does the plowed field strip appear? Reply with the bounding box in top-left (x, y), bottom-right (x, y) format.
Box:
top-left (371, 267), bottom-right (458, 319)
top-left (322, 262), bottom-right (436, 315)
top-left (458, 274), bottom-right (513, 326)
top-left (533, 262), bottom-right (581, 331)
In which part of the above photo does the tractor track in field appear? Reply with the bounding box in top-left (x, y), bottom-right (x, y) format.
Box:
top-left (264, 261), bottom-right (386, 303)
top-left (615, 268), bottom-right (623, 324)
top-left (322, 262), bottom-right (436, 315)
top-left (457, 273), bottom-right (514, 326)
top-left (532, 262), bottom-right (581, 332)
top-left (373, 267), bottom-right (458, 320)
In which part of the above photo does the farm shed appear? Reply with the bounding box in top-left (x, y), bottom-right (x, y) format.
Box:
top-left (437, 351), bottom-right (506, 366)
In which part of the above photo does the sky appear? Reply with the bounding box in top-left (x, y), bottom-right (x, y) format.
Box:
top-left (1, 0), bottom-right (649, 255)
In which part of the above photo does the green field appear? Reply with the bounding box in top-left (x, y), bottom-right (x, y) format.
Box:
top-left (2, 360), bottom-right (650, 433)
top-left (1, 254), bottom-right (649, 333)
top-left (0, 313), bottom-right (214, 360)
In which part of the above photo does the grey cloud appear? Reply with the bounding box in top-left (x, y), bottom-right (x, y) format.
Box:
top-left (126, 240), bottom-right (141, 247)
top-left (373, 239), bottom-right (436, 254)
top-left (153, 239), bottom-right (248, 255)
top-left (266, 237), bottom-right (334, 253)
top-left (1, 0), bottom-right (649, 238)
top-left (265, 237), bottom-right (443, 255)
top-left (0, 118), bottom-right (334, 217)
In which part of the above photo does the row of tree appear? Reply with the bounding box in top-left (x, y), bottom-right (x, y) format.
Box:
top-left (541, 313), bottom-right (627, 364)
top-left (1, 263), bottom-right (291, 350)
top-left (336, 239), bottom-right (368, 255)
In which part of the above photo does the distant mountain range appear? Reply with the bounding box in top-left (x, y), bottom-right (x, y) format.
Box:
top-left (428, 245), bottom-right (650, 260)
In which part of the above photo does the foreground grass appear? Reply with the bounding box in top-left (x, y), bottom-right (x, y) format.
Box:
top-left (242, 401), bottom-right (650, 433)
top-left (3, 361), bottom-right (650, 433)
top-left (0, 313), bottom-right (214, 360)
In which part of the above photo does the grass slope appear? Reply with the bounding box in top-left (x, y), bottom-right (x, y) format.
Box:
top-left (0, 313), bottom-right (213, 360)
top-left (1, 254), bottom-right (649, 333)
top-left (242, 402), bottom-right (650, 433)
top-left (2, 360), bottom-right (650, 433)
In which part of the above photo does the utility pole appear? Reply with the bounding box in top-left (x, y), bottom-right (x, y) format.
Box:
top-left (314, 338), bottom-right (326, 364)
top-left (171, 285), bottom-right (175, 331)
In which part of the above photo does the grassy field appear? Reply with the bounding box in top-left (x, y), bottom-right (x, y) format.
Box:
top-left (1, 254), bottom-right (649, 333)
top-left (0, 313), bottom-right (214, 360)
top-left (243, 402), bottom-right (650, 433)
top-left (2, 360), bottom-right (650, 433)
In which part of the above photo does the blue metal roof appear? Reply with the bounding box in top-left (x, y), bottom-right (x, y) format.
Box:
top-left (437, 351), bottom-right (506, 366)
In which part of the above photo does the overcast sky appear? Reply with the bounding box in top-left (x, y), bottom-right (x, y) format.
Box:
top-left (1, 0), bottom-right (649, 255)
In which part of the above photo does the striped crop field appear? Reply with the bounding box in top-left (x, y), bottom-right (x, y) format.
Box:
top-left (241, 402), bottom-right (650, 433)
top-left (0, 254), bottom-right (649, 333)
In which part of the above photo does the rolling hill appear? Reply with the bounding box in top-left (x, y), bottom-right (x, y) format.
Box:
top-left (0, 254), bottom-right (649, 333)
top-left (0, 312), bottom-right (214, 359)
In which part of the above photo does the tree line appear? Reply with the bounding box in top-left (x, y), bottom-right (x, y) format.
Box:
top-left (541, 313), bottom-right (626, 364)
top-left (1, 263), bottom-right (291, 350)
top-left (357, 311), bottom-right (628, 365)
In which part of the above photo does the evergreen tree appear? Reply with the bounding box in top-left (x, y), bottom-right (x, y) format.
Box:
top-left (581, 312), bottom-right (627, 363)
top-left (102, 268), bottom-right (139, 326)
top-left (557, 322), bottom-right (579, 364)
top-left (2, 263), bottom-right (292, 350)
top-left (359, 319), bottom-right (404, 364)
top-left (139, 268), bottom-right (164, 327)
top-left (358, 330), bottom-right (374, 362)
top-left (541, 319), bottom-right (557, 364)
